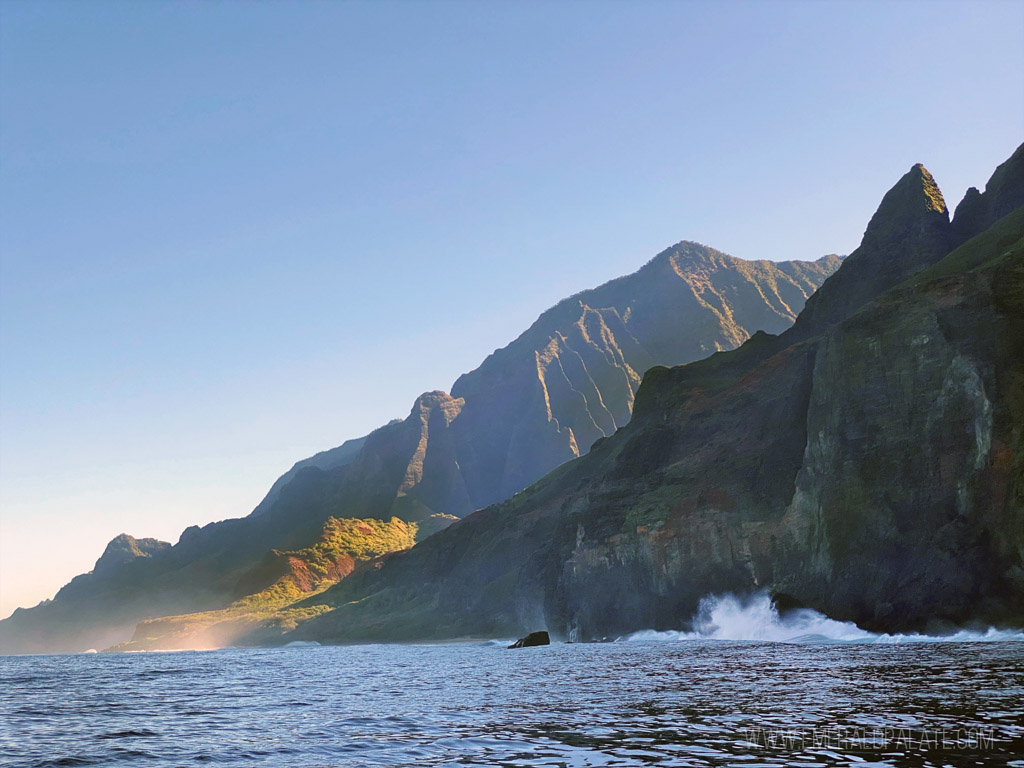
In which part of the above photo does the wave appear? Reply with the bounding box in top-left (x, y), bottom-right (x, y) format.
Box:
top-left (617, 593), bottom-right (1024, 644)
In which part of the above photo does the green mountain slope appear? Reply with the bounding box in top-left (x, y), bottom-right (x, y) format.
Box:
top-left (107, 517), bottom-right (417, 651)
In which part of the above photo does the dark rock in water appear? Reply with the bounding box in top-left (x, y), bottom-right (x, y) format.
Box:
top-left (508, 631), bottom-right (550, 649)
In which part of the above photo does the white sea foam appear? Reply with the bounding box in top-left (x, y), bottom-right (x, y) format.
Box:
top-left (617, 593), bottom-right (1024, 644)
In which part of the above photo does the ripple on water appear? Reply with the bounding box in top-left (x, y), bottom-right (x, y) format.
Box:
top-left (0, 642), bottom-right (1022, 767)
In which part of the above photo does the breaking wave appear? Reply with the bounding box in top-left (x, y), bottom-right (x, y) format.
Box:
top-left (617, 593), bottom-right (1024, 644)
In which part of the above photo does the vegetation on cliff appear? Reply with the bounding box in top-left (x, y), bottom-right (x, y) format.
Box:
top-left (108, 517), bottom-right (417, 651)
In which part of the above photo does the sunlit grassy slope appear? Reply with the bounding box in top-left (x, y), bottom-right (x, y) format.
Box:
top-left (108, 516), bottom-right (417, 651)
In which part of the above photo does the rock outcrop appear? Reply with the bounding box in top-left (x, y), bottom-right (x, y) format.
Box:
top-left (279, 144), bottom-right (1024, 644)
top-left (508, 631), bottom-right (550, 649)
top-left (789, 163), bottom-right (951, 340)
top-left (92, 534), bottom-right (170, 576)
top-left (951, 143), bottom-right (1024, 245)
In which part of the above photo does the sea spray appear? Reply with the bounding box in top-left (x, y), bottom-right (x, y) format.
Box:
top-left (617, 592), bottom-right (1024, 644)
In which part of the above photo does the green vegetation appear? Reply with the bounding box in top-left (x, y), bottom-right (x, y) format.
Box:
top-left (235, 516), bottom-right (417, 610)
top-left (916, 164), bottom-right (948, 214)
top-left (912, 206), bottom-right (1024, 284)
top-left (109, 516), bottom-right (417, 650)
top-left (301, 516), bottom-right (417, 569)
top-left (637, 327), bottom-right (783, 400)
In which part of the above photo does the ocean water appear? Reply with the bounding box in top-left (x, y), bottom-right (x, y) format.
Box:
top-left (3, 599), bottom-right (1024, 768)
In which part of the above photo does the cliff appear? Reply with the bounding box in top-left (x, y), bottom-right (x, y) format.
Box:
top-left (281, 143), bottom-right (1024, 643)
top-left (0, 242), bottom-right (837, 653)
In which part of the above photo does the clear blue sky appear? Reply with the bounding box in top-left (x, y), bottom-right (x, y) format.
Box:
top-left (1, 0), bottom-right (1022, 618)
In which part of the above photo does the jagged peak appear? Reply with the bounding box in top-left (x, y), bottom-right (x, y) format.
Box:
top-left (986, 142), bottom-right (1024, 197)
top-left (952, 142), bottom-right (1024, 242)
top-left (913, 163), bottom-right (946, 211)
top-left (787, 162), bottom-right (953, 339)
top-left (93, 533), bottom-right (170, 575)
top-left (647, 240), bottom-right (728, 270)
top-left (409, 390), bottom-right (464, 426)
top-left (861, 163), bottom-right (948, 248)
top-left (410, 390), bottom-right (459, 411)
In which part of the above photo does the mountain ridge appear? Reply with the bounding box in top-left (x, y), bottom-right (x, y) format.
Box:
top-left (0, 242), bottom-right (839, 653)
top-left (271, 144), bottom-right (1024, 644)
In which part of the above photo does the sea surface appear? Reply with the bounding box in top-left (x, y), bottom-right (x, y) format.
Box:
top-left (3, 597), bottom-right (1024, 768)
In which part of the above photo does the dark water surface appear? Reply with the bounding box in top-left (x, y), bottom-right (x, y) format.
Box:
top-left (2, 641), bottom-right (1023, 767)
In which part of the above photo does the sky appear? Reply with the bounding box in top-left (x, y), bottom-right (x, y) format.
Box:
top-left (1, 0), bottom-right (1022, 619)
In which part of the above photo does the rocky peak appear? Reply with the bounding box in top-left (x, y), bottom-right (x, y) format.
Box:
top-left (860, 164), bottom-right (947, 247)
top-left (410, 390), bottom-right (464, 425)
top-left (789, 163), bottom-right (952, 339)
top-left (639, 241), bottom-right (728, 282)
top-left (93, 534), bottom-right (170, 576)
top-left (952, 142), bottom-right (1024, 244)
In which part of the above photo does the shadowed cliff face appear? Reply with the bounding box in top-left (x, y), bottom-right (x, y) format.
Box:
top-left (0, 243), bottom-right (838, 654)
top-left (285, 145), bottom-right (1024, 643)
top-left (952, 143), bottom-right (1024, 244)
top-left (774, 247), bottom-right (1024, 629)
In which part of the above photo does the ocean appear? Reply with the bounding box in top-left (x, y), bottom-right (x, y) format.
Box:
top-left (3, 598), bottom-right (1024, 767)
